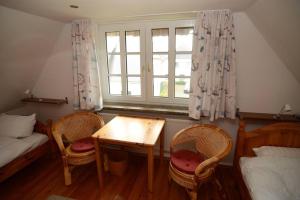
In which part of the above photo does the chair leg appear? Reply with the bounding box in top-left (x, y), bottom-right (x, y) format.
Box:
top-left (186, 189), bottom-right (197, 200)
top-left (213, 177), bottom-right (227, 200)
top-left (63, 157), bottom-right (71, 186)
top-left (168, 174), bottom-right (172, 184)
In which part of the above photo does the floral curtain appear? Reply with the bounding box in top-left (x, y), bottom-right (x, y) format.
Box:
top-left (71, 19), bottom-right (103, 110)
top-left (189, 10), bottom-right (236, 121)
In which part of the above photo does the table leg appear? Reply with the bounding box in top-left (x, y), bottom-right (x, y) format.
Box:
top-left (94, 138), bottom-right (104, 190)
top-left (147, 146), bottom-right (154, 193)
top-left (159, 128), bottom-right (165, 164)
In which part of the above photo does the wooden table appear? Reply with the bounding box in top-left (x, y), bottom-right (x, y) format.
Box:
top-left (92, 116), bottom-right (165, 193)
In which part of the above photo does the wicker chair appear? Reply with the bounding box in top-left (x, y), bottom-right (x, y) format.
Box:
top-left (169, 124), bottom-right (232, 200)
top-left (52, 112), bottom-right (104, 185)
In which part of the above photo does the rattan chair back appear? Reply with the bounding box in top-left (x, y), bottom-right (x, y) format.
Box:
top-left (171, 124), bottom-right (232, 160)
top-left (53, 111), bottom-right (104, 143)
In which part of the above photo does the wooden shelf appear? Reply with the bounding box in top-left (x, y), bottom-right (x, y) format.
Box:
top-left (22, 97), bottom-right (68, 105)
top-left (238, 111), bottom-right (300, 122)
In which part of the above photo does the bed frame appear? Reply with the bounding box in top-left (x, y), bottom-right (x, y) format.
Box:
top-left (0, 120), bottom-right (55, 182)
top-left (233, 120), bottom-right (300, 200)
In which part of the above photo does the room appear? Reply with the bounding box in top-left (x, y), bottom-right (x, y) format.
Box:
top-left (0, 0), bottom-right (300, 199)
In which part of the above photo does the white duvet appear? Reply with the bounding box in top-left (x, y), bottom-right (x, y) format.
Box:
top-left (240, 156), bottom-right (300, 200)
top-left (0, 133), bottom-right (48, 168)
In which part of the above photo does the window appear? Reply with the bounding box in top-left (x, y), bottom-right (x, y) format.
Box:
top-left (126, 31), bottom-right (141, 96)
top-left (99, 20), bottom-right (194, 106)
top-left (106, 32), bottom-right (122, 95)
top-left (152, 28), bottom-right (169, 97)
top-left (175, 27), bottom-right (193, 98)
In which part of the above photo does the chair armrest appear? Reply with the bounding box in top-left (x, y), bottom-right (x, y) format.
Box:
top-left (194, 156), bottom-right (218, 178)
top-left (52, 127), bottom-right (66, 155)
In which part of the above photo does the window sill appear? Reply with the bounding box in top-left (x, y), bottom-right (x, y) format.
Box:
top-left (98, 102), bottom-right (189, 117)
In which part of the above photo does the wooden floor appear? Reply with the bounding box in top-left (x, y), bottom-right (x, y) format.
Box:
top-left (0, 154), bottom-right (241, 200)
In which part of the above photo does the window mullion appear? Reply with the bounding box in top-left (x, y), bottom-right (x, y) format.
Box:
top-left (120, 31), bottom-right (127, 96)
top-left (140, 27), bottom-right (146, 100)
top-left (175, 51), bottom-right (192, 54)
top-left (145, 27), bottom-right (152, 101)
top-left (169, 26), bottom-right (175, 101)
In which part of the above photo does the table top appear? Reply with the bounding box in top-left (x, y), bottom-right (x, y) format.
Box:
top-left (92, 116), bottom-right (165, 146)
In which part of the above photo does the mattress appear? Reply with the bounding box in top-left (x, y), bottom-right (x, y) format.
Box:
top-left (240, 156), bottom-right (300, 200)
top-left (20, 132), bottom-right (49, 153)
top-left (0, 133), bottom-right (48, 168)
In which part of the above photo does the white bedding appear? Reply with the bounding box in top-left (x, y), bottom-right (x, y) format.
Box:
top-left (240, 156), bottom-right (300, 200)
top-left (0, 133), bottom-right (48, 168)
top-left (20, 132), bottom-right (49, 153)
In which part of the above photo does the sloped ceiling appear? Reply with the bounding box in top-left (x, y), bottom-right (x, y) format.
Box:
top-left (246, 0), bottom-right (300, 83)
top-left (0, 0), bottom-right (254, 22)
top-left (0, 6), bottom-right (64, 112)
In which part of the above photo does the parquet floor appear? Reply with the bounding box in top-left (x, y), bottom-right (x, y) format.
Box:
top-left (0, 154), bottom-right (241, 200)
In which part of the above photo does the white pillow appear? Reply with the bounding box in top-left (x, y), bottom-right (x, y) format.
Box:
top-left (253, 146), bottom-right (300, 158)
top-left (0, 113), bottom-right (36, 138)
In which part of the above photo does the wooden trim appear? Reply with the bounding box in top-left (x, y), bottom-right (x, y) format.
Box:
top-left (22, 97), bottom-right (68, 105)
top-left (103, 102), bottom-right (188, 114)
top-left (238, 111), bottom-right (299, 122)
top-left (0, 120), bottom-right (53, 182)
top-left (234, 121), bottom-right (300, 166)
top-left (233, 120), bottom-right (300, 200)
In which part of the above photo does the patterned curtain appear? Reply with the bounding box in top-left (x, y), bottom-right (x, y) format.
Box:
top-left (71, 19), bottom-right (103, 110)
top-left (189, 10), bottom-right (236, 121)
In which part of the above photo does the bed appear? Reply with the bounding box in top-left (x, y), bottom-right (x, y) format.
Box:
top-left (0, 120), bottom-right (54, 182)
top-left (233, 120), bottom-right (300, 200)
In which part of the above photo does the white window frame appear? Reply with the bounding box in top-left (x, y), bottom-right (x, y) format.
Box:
top-left (98, 19), bottom-right (195, 106)
top-left (98, 24), bottom-right (146, 103)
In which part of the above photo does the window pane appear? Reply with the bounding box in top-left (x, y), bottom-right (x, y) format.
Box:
top-left (153, 78), bottom-right (168, 97)
top-left (127, 54), bottom-right (140, 75)
top-left (152, 28), bottom-right (168, 52)
top-left (126, 31), bottom-right (140, 52)
top-left (107, 54), bottom-right (121, 74)
top-left (175, 54), bottom-right (192, 76)
top-left (153, 54), bottom-right (168, 76)
top-left (109, 76), bottom-right (122, 95)
top-left (106, 32), bottom-right (120, 53)
top-left (127, 77), bottom-right (141, 96)
top-left (175, 78), bottom-right (190, 98)
top-left (176, 27), bottom-right (193, 51)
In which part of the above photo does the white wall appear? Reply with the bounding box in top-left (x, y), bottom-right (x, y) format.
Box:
top-left (0, 5), bottom-right (64, 112)
top-left (8, 24), bottom-right (75, 120)
top-left (246, 0), bottom-right (300, 82)
top-left (8, 12), bottom-right (300, 164)
top-left (235, 12), bottom-right (300, 113)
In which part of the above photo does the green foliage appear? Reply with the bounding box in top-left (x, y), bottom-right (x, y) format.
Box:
top-left (160, 81), bottom-right (168, 97)
top-left (175, 80), bottom-right (186, 85)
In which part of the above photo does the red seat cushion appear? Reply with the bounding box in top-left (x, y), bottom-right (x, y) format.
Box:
top-left (171, 150), bottom-right (205, 174)
top-left (71, 137), bottom-right (94, 153)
